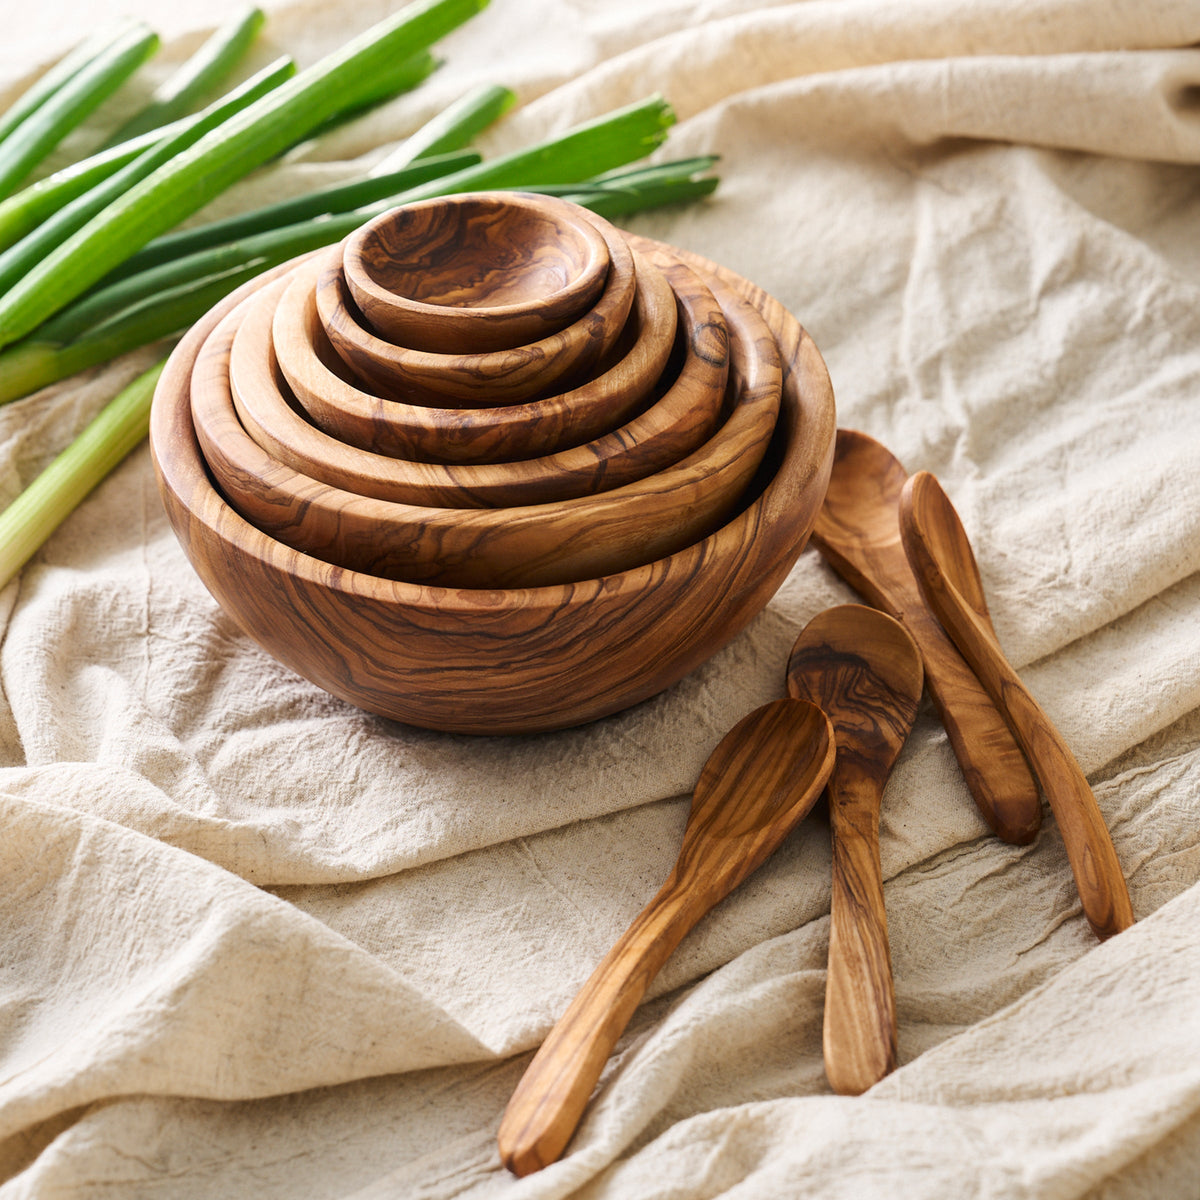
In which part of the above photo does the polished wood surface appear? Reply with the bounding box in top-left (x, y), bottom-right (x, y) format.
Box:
top-left (786, 605), bottom-right (922, 1096)
top-left (343, 192), bottom-right (611, 352)
top-left (899, 471), bottom-right (1134, 940)
top-left (276, 247), bottom-right (677, 466)
top-left (149, 240), bottom-right (836, 734)
top-left (320, 210), bottom-right (639, 407)
top-left (193, 260), bottom-right (777, 589)
top-left (497, 698), bottom-right (837, 1175)
top-left (811, 429), bottom-right (1041, 845)
top-left (233, 249), bottom-right (727, 508)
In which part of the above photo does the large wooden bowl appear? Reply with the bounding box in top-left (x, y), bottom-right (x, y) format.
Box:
top-left (149, 239), bottom-right (836, 735)
top-left (320, 213), bottom-right (640, 407)
top-left (193, 267), bottom-right (773, 588)
top-left (229, 247), bottom-right (728, 508)
top-left (342, 192), bottom-right (611, 353)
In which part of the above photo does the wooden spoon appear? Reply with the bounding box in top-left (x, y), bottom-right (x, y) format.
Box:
top-left (811, 429), bottom-right (1041, 845)
top-left (497, 698), bottom-right (836, 1176)
top-left (899, 470), bottom-right (1133, 940)
top-left (786, 605), bottom-right (922, 1096)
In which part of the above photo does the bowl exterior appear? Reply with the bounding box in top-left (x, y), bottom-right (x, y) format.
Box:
top-left (150, 245), bottom-right (835, 735)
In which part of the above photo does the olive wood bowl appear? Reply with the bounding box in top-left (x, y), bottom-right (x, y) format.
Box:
top-left (342, 192), bottom-right (611, 353)
top-left (275, 247), bottom-right (676, 465)
top-left (193, 265), bottom-right (777, 588)
top-left (149, 239), bottom-right (836, 735)
top-left (230, 248), bottom-right (728, 509)
top-left (319, 212), bottom-right (639, 408)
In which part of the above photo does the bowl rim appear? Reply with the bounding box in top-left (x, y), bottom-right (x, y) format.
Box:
top-left (341, 191), bottom-right (613, 350)
top-left (276, 244), bottom-right (676, 464)
top-left (192, 259), bottom-right (778, 588)
top-left (229, 246), bottom-right (727, 508)
top-left (150, 234), bottom-right (835, 620)
top-left (317, 207), bottom-right (639, 406)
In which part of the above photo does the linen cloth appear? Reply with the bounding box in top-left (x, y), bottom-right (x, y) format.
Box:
top-left (1, 0), bottom-right (1199, 1194)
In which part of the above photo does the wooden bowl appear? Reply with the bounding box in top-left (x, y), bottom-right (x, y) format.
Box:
top-left (149, 239), bottom-right (836, 736)
top-left (194, 264), bottom-right (775, 588)
top-left (318, 209), bottom-right (640, 407)
top-left (229, 247), bottom-right (728, 508)
top-left (275, 247), bottom-right (676, 466)
top-left (342, 192), bottom-right (611, 353)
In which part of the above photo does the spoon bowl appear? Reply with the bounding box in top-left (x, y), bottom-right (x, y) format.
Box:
top-left (497, 697), bottom-right (837, 1176)
top-left (787, 604), bottom-right (922, 1095)
top-left (811, 428), bottom-right (1041, 845)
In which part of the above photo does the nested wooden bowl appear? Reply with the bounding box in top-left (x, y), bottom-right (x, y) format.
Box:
top-left (194, 265), bottom-right (773, 588)
top-left (229, 248), bottom-right (728, 509)
top-left (149, 236), bottom-right (835, 734)
top-left (275, 245), bottom-right (677, 466)
top-left (320, 208), bottom-right (639, 407)
top-left (342, 192), bottom-right (611, 353)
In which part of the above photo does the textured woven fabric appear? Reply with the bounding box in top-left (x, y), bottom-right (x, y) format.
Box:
top-left (1, 1), bottom-right (1199, 1195)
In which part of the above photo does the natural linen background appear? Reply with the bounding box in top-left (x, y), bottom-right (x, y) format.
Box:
top-left (1, 1), bottom-right (1199, 1196)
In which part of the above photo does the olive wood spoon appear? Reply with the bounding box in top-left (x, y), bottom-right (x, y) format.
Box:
top-left (497, 698), bottom-right (836, 1176)
top-left (811, 429), bottom-right (1041, 845)
top-left (786, 605), bottom-right (922, 1096)
top-left (899, 471), bottom-right (1134, 940)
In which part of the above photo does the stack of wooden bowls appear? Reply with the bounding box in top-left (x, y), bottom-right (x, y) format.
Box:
top-left (150, 192), bottom-right (836, 734)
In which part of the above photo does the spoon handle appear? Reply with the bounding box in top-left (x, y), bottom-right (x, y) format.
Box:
top-left (899, 483), bottom-right (1134, 940)
top-left (813, 534), bottom-right (1041, 845)
top-left (824, 767), bottom-right (897, 1095)
top-left (497, 882), bottom-right (701, 1177)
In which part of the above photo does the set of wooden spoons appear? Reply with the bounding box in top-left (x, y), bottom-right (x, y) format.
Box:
top-left (497, 432), bottom-right (1135, 1174)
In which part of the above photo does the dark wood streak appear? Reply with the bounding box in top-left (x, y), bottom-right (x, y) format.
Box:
top-left (343, 192), bottom-right (611, 352)
top-left (496, 699), bottom-right (836, 1176)
top-left (786, 605), bottom-right (922, 1096)
top-left (810, 428), bottom-right (1042, 846)
top-left (320, 209), bottom-right (638, 407)
top-left (898, 471), bottom-right (1134, 941)
top-left (148, 237), bottom-right (835, 735)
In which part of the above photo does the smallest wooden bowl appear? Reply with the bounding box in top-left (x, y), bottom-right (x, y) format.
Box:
top-left (343, 192), bottom-right (611, 353)
top-left (319, 206), bottom-right (639, 408)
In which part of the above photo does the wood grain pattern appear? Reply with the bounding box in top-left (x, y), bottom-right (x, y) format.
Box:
top-left (786, 605), bottom-right (922, 1096)
top-left (811, 429), bottom-right (1042, 845)
top-left (149, 239), bottom-right (835, 735)
top-left (899, 471), bottom-right (1134, 940)
top-left (320, 208), bottom-right (638, 408)
top-left (275, 244), bottom-right (676, 466)
top-left (497, 698), bottom-right (837, 1175)
top-left (342, 192), bottom-right (611, 352)
top-left (193, 256), bottom-right (776, 589)
top-left (231, 249), bottom-right (726, 508)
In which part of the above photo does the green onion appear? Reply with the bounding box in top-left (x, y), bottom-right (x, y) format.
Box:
top-left (0, 57), bottom-right (295, 296)
top-left (0, 0), bottom-right (488, 350)
top-left (0, 22), bottom-right (160, 199)
top-left (0, 123), bottom-right (181, 252)
top-left (298, 50), bottom-right (441, 144)
top-left (369, 82), bottom-right (515, 174)
top-left (0, 359), bottom-right (164, 590)
top-left (102, 6), bottom-right (266, 147)
top-left (110, 147), bottom-right (480, 279)
top-left (548, 156), bottom-right (720, 217)
top-left (393, 93), bottom-right (675, 202)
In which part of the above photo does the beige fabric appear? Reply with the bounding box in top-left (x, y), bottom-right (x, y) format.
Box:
top-left (1, 0), bottom-right (1200, 1194)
